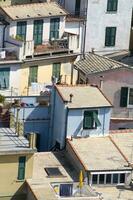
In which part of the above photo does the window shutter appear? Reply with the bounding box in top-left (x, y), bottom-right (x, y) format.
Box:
top-left (120, 87), bottom-right (128, 107)
top-left (93, 111), bottom-right (101, 127)
top-left (84, 111), bottom-right (93, 129)
top-left (29, 66), bottom-right (38, 86)
top-left (18, 157), bottom-right (26, 180)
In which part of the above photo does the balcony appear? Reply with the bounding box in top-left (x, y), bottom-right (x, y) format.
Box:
top-left (2, 35), bottom-right (78, 61)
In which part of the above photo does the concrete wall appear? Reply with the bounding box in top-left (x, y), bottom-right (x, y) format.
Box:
top-left (67, 107), bottom-right (111, 137)
top-left (85, 0), bottom-right (132, 54)
top-left (0, 64), bottom-right (20, 96)
top-left (51, 87), bottom-right (66, 149)
top-left (80, 68), bottom-right (133, 129)
top-left (0, 154), bottom-right (34, 198)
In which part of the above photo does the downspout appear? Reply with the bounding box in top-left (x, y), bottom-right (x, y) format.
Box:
top-left (2, 24), bottom-right (8, 49)
top-left (102, 108), bottom-right (106, 136)
top-left (82, 0), bottom-right (88, 58)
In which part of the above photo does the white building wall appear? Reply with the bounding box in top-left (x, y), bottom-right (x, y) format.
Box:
top-left (85, 0), bottom-right (133, 54)
top-left (0, 63), bottom-right (21, 96)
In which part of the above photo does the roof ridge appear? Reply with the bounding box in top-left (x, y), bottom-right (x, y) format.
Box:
top-left (2, 2), bottom-right (54, 8)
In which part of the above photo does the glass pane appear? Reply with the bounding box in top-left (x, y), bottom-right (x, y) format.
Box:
top-left (99, 174), bottom-right (105, 184)
top-left (113, 174), bottom-right (118, 184)
top-left (106, 174), bottom-right (111, 184)
top-left (92, 174), bottom-right (98, 184)
top-left (120, 174), bottom-right (125, 183)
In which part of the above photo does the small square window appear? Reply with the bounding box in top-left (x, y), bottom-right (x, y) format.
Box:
top-left (92, 174), bottom-right (98, 184)
top-left (107, 0), bottom-right (118, 12)
top-left (83, 110), bottom-right (101, 130)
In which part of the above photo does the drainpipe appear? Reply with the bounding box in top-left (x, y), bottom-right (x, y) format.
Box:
top-left (2, 23), bottom-right (8, 49)
top-left (64, 107), bottom-right (69, 149)
top-left (82, 0), bottom-right (88, 58)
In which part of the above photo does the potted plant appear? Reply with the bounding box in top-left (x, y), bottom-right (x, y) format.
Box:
top-left (0, 94), bottom-right (5, 107)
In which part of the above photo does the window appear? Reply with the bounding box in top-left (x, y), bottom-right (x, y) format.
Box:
top-left (75, 0), bottom-right (81, 16)
top-left (50, 18), bottom-right (60, 40)
top-left (92, 174), bottom-right (98, 184)
top-left (106, 174), bottom-right (112, 184)
top-left (83, 110), bottom-right (101, 129)
top-left (33, 20), bottom-right (43, 45)
top-left (105, 27), bottom-right (116, 47)
top-left (107, 0), bottom-right (118, 12)
top-left (99, 174), bottom-right (105, 184)
top-left (18, 156), bottom-right (26, 180)
top-left (28, 66), bottom-right (38, 86)
top-left (60, 184), bottom-right (73, 197)
top-left (52, 63), bottom-right (61, 82)
top-left (45, 167), bottom-right (63, 177)
top-left (120, 173), bottom-right (125, 183)
top-left (0, 68), bottom-right (10, 89)
top-left (120, 87), bottom-right (133, 107)
top-left (113, 173), bottom-right (118, 184)
top-left (17, 21), bottom-right (27, 41)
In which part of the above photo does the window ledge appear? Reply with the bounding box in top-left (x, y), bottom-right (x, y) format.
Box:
top-left (16, 179), bottom-right (25, 182)
top-left (106, 11), bottom-right (117, 14)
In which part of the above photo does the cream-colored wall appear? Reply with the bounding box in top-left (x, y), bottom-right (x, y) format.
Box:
top-left (0, 153), bottom-right (34, 198)
top-left (20, 60), bottom-right (76, 95)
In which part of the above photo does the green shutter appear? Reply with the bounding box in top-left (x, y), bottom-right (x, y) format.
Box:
top-left (33, 20), bottom-right (43, 45)
top-left (0, 68), bottom-right (10, 89)
top-left (107, 0), bottom-right (118, 12)
top-left (105, 27), bottom-right (116, 47)
top-left (83, 111), bottom-right (93, 129)
top-left (129, 88), bottom-right (133, 105)
top-left (18, 157), bottom-right (26, 180)
top-left (29, 66), bottom-right (38, 86)
top-left (93, 111), bottom-right (101, 127)
top-left (52, 63), bottom-right (61, 81)
top-left (120, 87), bottom-right (128, 107)
top-left (17, 21), bottom-right (27, 41)
top-left (50, 18), bottom-right (60, 40)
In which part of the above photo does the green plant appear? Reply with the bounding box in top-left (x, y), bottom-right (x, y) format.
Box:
top-left (15, 35), bottom-right (24, 42)
top-left (0, 94), bottom-right (5, 104)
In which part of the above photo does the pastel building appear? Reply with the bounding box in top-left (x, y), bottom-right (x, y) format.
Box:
top-left (0, 2), bottom-right (83, 96)
top-left (50, 85), bottom-right (112, 149)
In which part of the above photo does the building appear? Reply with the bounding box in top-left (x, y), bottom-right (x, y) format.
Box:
top-left (58, 0), bottom-right (133, 55)
top-left (50, 85), bottom-right (112, 149)
top-left (74, 53), bottom-right (133, 129)
top-left (0, 127), bottom-right (36, 199)
top-left (66, 131), bottom-right (133, 187)
top-left (0, 2), bottom-right (83, 96)
top-left (26, 152), bottom-right (100, 200)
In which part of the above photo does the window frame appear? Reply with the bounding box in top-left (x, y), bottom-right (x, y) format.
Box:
top-left (0, 68), bottom-right (10, 90)
top-left (107, 0), bottom-right (118, 12)
top-left (83, 110), bottom-right (100, 130)
top-left (127, 87), bottom-right (133, 107)
top-left (52, 63), bottom-right (61, 82)
top-left (50, 18), bottom-right (60, 40)
top-left (28, 65), bottom-right (38, 86)
top-left (16, 21), bottom-right (27, 41)
top-left (17, 156), bottom-right (26, 181)
top-left (105, 27), bottom-right (116, 47)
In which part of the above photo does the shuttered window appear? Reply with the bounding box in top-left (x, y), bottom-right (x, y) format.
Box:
top-left (83, 110), bottom-right (101, 129)
top-left (120, 87), bottom-right (128, 107)
top-left (52, 63), bottom-right (61, 81)
top-left (29, 66), bottom-right (38, 86)
top-left (33, 20), bottom-right (43, 45)
top-left (107, 0), bottom-right (118, 12)
top-left (129, 88), bottom-right (133, 105)
top-left (0, 68), bottom-right (10, 89)
top-left (105, 27), bottom-right (116, 47)
top-left (50, 18), bottom-right (60, 40)
top-left (18, 156), bottom-right (26, 180)
top-left (17, 21), bottom-right (27, 41)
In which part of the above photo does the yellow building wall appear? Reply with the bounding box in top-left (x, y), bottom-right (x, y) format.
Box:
top-left (20, 60), bottom-right (76, 95)
top-left (0, 153), bottom-right (34, 198)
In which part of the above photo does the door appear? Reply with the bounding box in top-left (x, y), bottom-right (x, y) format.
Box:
top-left (33, 20), bottom-right (43, 45)
top-left (50, 18), bottom-right (60, 40)
top-left (75, 0), bottom-right (81, 16)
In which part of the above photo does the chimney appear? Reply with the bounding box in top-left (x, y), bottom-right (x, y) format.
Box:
top-left (29, 133), bottom-right (36, 149)
top-left (100, 76), bottom-right (104, 90)
top-left (69, 94), bottom-right (73, 103)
